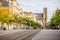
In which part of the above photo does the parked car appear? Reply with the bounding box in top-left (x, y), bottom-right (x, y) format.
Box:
top-left (51, 27), bottom-right (59, 30)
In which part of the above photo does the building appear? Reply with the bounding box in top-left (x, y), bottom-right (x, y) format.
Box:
top-left (24, 12), bottom-right (37, 21)
top-left (0, 0), bottom-right (24, 30)
top-left (34, 13), bottom-right (43, 26)
top-left (23, 8), bottom-right (48, 28)
top-left (0, 0), bottom-right (23, 15)
top-left (34, 8), bottom-right (48, 29)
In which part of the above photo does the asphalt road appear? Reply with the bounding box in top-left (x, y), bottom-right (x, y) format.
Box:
top-left (0, 30), bottom-right (39, 40)
top-left (0, 30), bottom-right (60, 40)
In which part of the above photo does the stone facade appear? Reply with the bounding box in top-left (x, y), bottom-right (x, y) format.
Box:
top-left (43, 8), bottom-right (48, 29)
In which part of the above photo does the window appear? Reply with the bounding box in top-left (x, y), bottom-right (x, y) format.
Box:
top-left (1, 1), bottom-right (9, 7)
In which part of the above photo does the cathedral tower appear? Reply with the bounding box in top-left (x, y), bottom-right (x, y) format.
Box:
top-left (43, 7), bottom-right (48, 29)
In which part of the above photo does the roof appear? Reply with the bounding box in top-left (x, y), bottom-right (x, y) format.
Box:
top-left (34, 13), bottom-right (43, 20)
top-left (34, 13), bottom-right (43, 17)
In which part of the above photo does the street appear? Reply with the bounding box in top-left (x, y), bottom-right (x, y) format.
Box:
top-left (0, 30), bottom-right (60, 40)
top-left (0, 0), bottom-right (60, 40)
top-left (0, 30), bottom-right (39, 40)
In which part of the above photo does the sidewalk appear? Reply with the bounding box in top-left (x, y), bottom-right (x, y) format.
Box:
top-left (32, 30), bottom-right (60, 40)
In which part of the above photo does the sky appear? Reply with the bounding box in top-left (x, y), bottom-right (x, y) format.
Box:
top-left (17, 0), bottom-right (60, 21)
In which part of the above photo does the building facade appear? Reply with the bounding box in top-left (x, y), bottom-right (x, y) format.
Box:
top-left (0, 0), bottom-right (24, 30)
top-left (34, 13), bottom-right (43, 26)
top-left (24, 12), bottom-right (37, 21)
top-left (0, 0), bottom-right (23, 15)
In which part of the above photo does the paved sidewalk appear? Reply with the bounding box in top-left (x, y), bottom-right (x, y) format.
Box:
top-left (32, 30), bottom-right (60, 40)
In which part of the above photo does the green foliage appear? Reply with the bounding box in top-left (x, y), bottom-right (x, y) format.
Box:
top-left (2, 24), bottom-right (6, 29)
top-left (17, 17), bottom-right (42, 28)
top-left (0, 8), bottom-right (42, 29)
top-left (48, 9), bottom-right (60, 29)
top-left (0, 6), bottom-right (42, 29)
top-left (52, 10), bottom-right (60, 26)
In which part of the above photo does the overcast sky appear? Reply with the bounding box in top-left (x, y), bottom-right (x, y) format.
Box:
top-left (17, 0), bottom-right (60, 21)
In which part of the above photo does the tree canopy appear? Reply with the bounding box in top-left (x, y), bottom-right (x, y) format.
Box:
top-left (0, 7), bottom-right (42, 29)
top-left (0, 7), bottom-right (14, 23)
top-left (49, 9), bottom-right (60, 28)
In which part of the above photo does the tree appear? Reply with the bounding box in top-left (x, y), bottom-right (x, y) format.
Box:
top-left (17, 17), bottom-right (42, 29)
top-left (50, 9), bottom-right (60, 28)
top-left (0, 7), bottom-right (14, 29)
top-left (0, 6), bottom-right (42, 29)
top-left (24, 17), bottom-right (42, 29)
